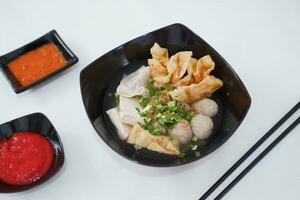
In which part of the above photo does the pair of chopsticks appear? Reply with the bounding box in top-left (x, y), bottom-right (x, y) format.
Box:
top-left (200, 101), bottom-right (300, 200)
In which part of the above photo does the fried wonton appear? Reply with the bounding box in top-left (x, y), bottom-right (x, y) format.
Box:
top-left (127, 124), bottom-right (180, 155)
top-left (151, 57), bottom-right (178, 86)
top-left (148, 58), bottom-right (167, 77)
top-left (193, 55), bottom-right (215, 83)
top-left (148, 43), bottom-right (223, 102)
top-left (148, 43), bottom-right (169, 79)
top-left (150, 42), bottom-right (169, 67)
top-left (169, 51), bottom-right (193, 84)
top-left (150, 51), bottom-right (193, 87)
top-left (172, 57), bottom-right (197, 87)
top-left (169, 75), bottom-right (223, 103)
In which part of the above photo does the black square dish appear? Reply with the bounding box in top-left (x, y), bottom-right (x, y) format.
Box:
top-left (80, 23), bottom-right (251, 167)
top-left (0, 30), bottom-right (78, 93)
top-left (0, 113), bottom-right (64, 193)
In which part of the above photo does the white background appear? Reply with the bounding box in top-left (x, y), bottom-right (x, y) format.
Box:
top-left (0, 0), bottom-right (300, 199)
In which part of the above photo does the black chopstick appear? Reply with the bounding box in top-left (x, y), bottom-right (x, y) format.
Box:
top-left (200, 101), bottom-right (300, 200)
top-left (215, 116), bottom-right (300, 199)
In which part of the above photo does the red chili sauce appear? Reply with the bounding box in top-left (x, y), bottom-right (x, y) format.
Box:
top-left (7, 43), bottom-right (66, 87)
top-left (0, 132), bottom-right (53, 185)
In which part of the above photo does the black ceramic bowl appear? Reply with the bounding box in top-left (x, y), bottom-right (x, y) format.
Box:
top-left (0, 30), bottom-right (78, 93)
top-left (80, 23), bottom-right (251, 167)
top-left (0, 113), bottom-right (64, 192)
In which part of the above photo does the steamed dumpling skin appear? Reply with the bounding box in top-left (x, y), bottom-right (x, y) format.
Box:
top-left (192, 98), bottom-right (218, 117)
top-left (168, 119), bottom-right (193, 144)
top-left (116, 66), bottom-right (150, 97)
top-left (191, 114), bottom-right (213, 139)
top-left (106, 108), bottom-right (132, 140)
top-left (119, 96), bottom-right (143, 126)
top-left (127, 124), bottom-right (180, 155)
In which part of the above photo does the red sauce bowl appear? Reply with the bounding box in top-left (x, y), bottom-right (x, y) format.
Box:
top-left (0, 113), bottom-right (64, 193)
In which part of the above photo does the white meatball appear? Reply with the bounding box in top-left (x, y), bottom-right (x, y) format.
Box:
top-left (191, 114), bottom-right (213, 139)
top-left (192, 98), bottom-right (218, 117)
top-left (169, 120), bottom-right (193, 144)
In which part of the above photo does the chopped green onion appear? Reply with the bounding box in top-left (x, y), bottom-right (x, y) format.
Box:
top-left (195, 151), bottom-right (201, 157)
top-left (156, 113), bottom-right (162, 119)
top-left (166, 114), bottom-right (173, 121)
top-left (143, 118), bottom-right (148, 124)
top-left (176, 101), bottom-right (182, 107)
top-left (158, 118), bottom-right (166, 125)
top-left (154, 90), bottom-right (161, 97)
top-left (146, 79), bottom-right (161, 97)
top-left (163, 83), bottom-right (173, 91)
top-left (167, 101), bottom-right (177, 111)
top-left (138, 83), bottom-right (196, 132)
top-left (142, 124), bottom-right (161, 136)
top-left (189, 144), bottom-right (198, 151)
top-left (155, 104), bottom-right (163, 110)
top-left (114, 93), bottom-right (120, 105)
top-left (151, 128), bottom-right (161, 136)
top-left (192, 135), bottom-right (198, 142)
top-left (138, 97), bottom-right (150, 108)
top-left (167, 100), bottom-right (176, 107)
top-left (183, 111), bottom-right (194, 121)
top-left (142, 105), bottom-right (152, 113)
top-left (178, 152), bottom-right (185, 158)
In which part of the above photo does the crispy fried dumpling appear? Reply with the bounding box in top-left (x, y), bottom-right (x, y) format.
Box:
top-left (148, 43), bottom-right (217, 89)
top-left (119, 96), bottom-right (143, 126)
top-left (150, 51), bottom-right (193, 87)
top-left (150, 42), bottom-right (169, 67)
top-left (169, 75), bottom-right (223, 103)
top-left (170, 51), bottom-right (193, 84)
top-left (106, 108), bottom-right (132, 140)
top-left (127, 124), bottom-right (180, 155)
top-left (116, 66), bottom-right (150, 97)
top-left (148, 58), bottom-right (167, 77)
top-left (193, 55), bottom-right (215, 83)
top-left (172, 57), bottom-right (197, 87)
top-left (151, 57), bottom-right (178, 86)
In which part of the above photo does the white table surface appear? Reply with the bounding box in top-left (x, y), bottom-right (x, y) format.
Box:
top-left (1, 0), bottom-right (300, 199)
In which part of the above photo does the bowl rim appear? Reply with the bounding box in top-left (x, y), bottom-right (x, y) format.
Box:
top-left (0, 112), bottom-right (65, 192)
top-left (0, 30), bottom-right (79, 94)
top-left (80, 23), bottom-right (252, 167)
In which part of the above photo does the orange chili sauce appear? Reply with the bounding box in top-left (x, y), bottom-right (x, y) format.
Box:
top-left (7, 43), bottom-right (66, 87)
